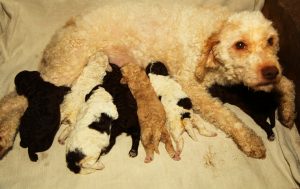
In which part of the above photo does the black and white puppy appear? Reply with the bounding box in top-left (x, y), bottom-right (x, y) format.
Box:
top-left (209, 84), bottom-right (279, 141)
top-left (62, 54), bottom-right (118, 174)
top-left (100, 64), bottom-right (140, 157)
top-left (14, 71), bottom-right (69, 161)
top-left (146, 62), bottom-right (216, 154)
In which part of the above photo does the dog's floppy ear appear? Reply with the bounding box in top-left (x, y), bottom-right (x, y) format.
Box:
top-left (195, 33), bottom-right (220, 82)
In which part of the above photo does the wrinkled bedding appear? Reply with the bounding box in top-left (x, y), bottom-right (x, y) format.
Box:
top-left (0, 0), bottom-right (299, 189)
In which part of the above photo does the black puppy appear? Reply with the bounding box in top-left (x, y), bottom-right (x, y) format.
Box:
top-left (15, 71), bottom-right (70, 161)
top-left (96, 64), bottom-right (140, 157)
top-left (209, 84), bottom-right (280, 141)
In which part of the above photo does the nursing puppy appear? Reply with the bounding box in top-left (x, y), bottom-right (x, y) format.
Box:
top-left (57, 53), bottom-right (118, 174)
top-left (121, 62), bottom-right (180, 163)
top-left (14, 71), bottom-right (69, 161)
top-left (209, 84), bottom-right (280, 141)
top-left (66, 86), bottom-right (118, 174)
top-left (100, 63), bottom-right (140, 157)
top-left (146, 62), bottom-right (216, 154)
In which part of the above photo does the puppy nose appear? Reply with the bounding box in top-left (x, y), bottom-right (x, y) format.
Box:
top-left (261, 66), bottom-right (279, 80)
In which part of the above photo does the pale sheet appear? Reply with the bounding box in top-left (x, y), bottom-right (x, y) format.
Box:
top-left (0, 1), bottom-right (299, 189)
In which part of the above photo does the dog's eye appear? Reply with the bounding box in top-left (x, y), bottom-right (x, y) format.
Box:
top-left (267, 37), bottom-right (274, 46)
top-left (235, 41), bottom-right (246, 50)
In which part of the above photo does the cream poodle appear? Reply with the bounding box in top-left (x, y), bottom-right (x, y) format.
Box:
top-left (0, 1), bottom-right (295, 159)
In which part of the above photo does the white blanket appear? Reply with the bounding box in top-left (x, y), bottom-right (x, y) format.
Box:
top-left (0, 0), bottom-right (299, 189)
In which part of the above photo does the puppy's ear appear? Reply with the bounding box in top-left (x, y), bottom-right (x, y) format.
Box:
top-left (120, 77), bottom-right (127, 84)
top-left (195, 33), bottom-right (220, 82)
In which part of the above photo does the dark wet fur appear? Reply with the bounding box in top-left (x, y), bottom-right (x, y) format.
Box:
top-left (15, 71), bottom-right (70, 161)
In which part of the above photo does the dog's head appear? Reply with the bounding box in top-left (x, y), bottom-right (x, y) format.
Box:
top-left (196, 11), bottom-right (281, 92)
top-left (14, 71), bottom-right (43, 96)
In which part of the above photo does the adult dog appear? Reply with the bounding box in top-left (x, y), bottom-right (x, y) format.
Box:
top-left (0, 1), bottom-right (295, 158)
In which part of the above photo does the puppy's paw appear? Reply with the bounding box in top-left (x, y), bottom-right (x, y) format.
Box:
top-left (172, 152), bottom-right (181, 161)
top-left (144, 148), bottom-right (154, 163)
top-left (29, 152), bottom-right (38, 162)
top-left (129, 149), bottom-right (138, 158)
top-left (267, 133), bottom-right (275, 141)
top-left (144, 155), bottom-right (153, 163)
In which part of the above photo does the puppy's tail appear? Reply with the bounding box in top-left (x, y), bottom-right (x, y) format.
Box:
top-left (0, 91), bottom-right (27, 159)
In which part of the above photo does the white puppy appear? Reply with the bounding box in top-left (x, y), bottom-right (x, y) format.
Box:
top-left (146, 62), bottom-right (216, 154)
top-left (57, 52), bottom-right (118, 174)
top-left (65, 86), bottom-right (118, 174)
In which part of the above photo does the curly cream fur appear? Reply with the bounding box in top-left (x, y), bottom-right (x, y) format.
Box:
top-left (0, 2), bottom-right (296, 158)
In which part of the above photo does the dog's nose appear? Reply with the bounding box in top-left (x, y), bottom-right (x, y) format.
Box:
top-left (261, 66), bottom-right (279, 80)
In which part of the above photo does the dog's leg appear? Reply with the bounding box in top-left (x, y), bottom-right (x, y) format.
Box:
top-left (0, 92), bottom-right (28, 158)
top-left (28, 147), bottom-right (38, 162)
top-left (275, 76), bottom-right (296, 128)
top-left (161, 127), bottom-right (181, 161)
top-left (58, 125), bottom-right (73, 145)
top-left (180, 82), bottom-right (266, 158)
top-left (39, 25), bottom-right (96, 87)
top-left (129, 130), bottom-right (140, 158)
top-left (140, 127), bottom-right (155, 163)
top-left (100, 133), bottom-right (117, 156)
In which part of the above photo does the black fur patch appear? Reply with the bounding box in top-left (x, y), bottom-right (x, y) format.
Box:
top-left (177, 98), bottom-right (192, 110)
top-left (158, 96), bottom-right (162, 101)
top-left (145, 62), bottom-right (169, 76)
top-left (181, 112), bottom-right (191, 120)
top-left (85, 85), bottom-right (101, 102)
top-left (88, 113), bottom-right (112, 134)
top-left (66, 149), bottom-right (86, 174)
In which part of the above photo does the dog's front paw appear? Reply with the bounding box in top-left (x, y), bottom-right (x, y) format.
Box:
top-left (233, 126), bottom-right (266, 159)
top-left (278, 107), bottom-right (296, 129)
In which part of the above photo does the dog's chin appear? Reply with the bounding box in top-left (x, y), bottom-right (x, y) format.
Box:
top-left (250, 82), bottom-right (275, 92)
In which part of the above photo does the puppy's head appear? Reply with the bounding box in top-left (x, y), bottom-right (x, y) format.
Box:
top-left (14, 71), bottom-right (42, 96)
top-left (196, 11), bottom-right (281, 92)
top-left (121, 63), bottom-right (144, 84)
top-left (145, 62), bottom-right (169, 76)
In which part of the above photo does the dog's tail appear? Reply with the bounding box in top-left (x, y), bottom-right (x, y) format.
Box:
top-left (0, 91), bottom-right (28, 159)
top-left (66, 149), bottom-right (86, 174)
